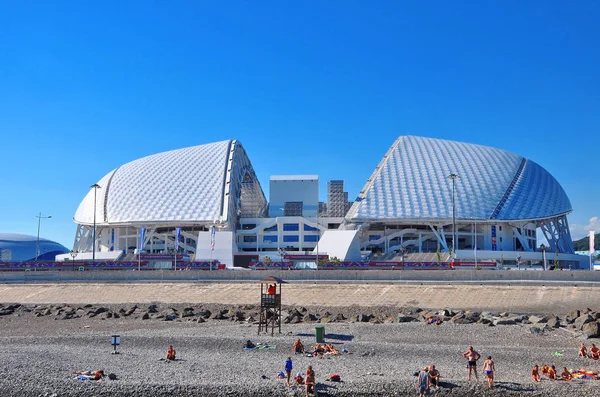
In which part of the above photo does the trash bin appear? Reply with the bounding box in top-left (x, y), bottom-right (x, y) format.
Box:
top-left (315, 326), bottom-right (325, 343)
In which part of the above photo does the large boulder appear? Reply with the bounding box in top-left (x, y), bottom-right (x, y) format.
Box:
top-left (574, 314), bottom-right (594, 331)
top-left (547, 316), bottom-right (561, 328)
top-left (582, 321), bottom-right (600, 338)
top-left (529, 315), bottom-right (548, 324)
top-left (493, 318), bottom-right (517, 326)
top-left (397, 315), bottom-right (419, 323)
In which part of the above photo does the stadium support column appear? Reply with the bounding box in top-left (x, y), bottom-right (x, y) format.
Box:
top-left (447, 174), bottom-right (459, 258)
top-left (90, 183), bottom-right (101, 263)
top-left (35, 212), bottom-right (52, 269)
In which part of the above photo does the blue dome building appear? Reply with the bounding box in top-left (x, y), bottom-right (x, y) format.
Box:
top-left (0, 233), bottom-right (69, 262)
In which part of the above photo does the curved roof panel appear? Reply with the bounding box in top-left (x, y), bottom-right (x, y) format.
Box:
top-left (74, 140), bottom-right (267, 225)
top-left (0, 233), bottom-right (69, 262)
top-left (347, 136), bottom-right (572, 221)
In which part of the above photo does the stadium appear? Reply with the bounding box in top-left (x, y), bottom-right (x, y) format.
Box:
top-left (59, 136), bottom-right (584, 269)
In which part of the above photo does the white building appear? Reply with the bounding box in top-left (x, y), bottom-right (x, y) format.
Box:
top-left (63, 136), bottom-right (586, 269)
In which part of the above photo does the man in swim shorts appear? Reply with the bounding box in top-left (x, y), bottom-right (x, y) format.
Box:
top-left (462, 346), bottom-right (481, 381)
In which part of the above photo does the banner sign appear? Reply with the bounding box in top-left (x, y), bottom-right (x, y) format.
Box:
top-left (211, 226), bottom-right (216, 251)
top-left (491, 225), bottom-right (497, 251)
top-left (591, 231), bottom-right (595, 254)
top-left (139, 228), bottom-right (146, 251)
top-left (175, 228), bottom-right (181, 251)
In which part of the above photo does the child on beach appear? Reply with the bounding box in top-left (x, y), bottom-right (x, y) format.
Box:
top-left (482, 356), bottom-right (495, 388)
top-left (166, 345), bottom-right (176, 361)
top-left (285, 357), bottom-right (293, 387)
top-left (547, 365), bottom-right (557, 380)
top-left (417, 366), bottom-right (430, 397)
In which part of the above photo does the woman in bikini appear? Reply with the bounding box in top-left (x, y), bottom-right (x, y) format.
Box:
top-left (482, 356), bottom-right (495, 388)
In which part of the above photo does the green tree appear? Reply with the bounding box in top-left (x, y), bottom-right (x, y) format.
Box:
top-left (553, 249), bottom-right (559, 270)
top-left (436, 244), bottom-right (441, 264)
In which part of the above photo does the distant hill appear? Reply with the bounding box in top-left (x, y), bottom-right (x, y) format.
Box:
top-left (573, 233), bottom-right (600, 251)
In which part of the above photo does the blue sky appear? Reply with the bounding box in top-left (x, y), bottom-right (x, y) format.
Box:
top-left (0, 1), bottom-right (598, 248)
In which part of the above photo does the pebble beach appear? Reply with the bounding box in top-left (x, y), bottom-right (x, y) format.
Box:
top-left (1, 299), bottom-right (600, 396)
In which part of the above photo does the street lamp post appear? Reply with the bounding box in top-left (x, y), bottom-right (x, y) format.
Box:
top-left (70, 250), bottom-right (78, 272)
top-left (447, 174), bottom-right (459, 259)
top-left (90, 184), bottom-right (101, 263)
top-left (35, 212), bottom-right (52, 269)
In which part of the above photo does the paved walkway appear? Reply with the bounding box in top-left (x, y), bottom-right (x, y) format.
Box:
top-left (0, 283), bottom-right (597, 313)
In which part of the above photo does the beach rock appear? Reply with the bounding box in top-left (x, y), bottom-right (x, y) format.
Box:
top-left (141, 312), bottom-right (150, 320)
top-left (529, 315), bottom-right (548, 324)
top-left (211, 312), bottom-right (226, 320)
top-left (180, 309), bottom-right (195, 318)
top-left (0, 308), bottom-right (14, 316)
top-left (453, 317), bottom-right (476, 325)
top-left (493, 318), bottom-right (517, 326)
top-left (582, 321), bottom-right (600, 338)
top-left (358, 314), bottom-right (373, 323)
top-left (477, 317), bottom-right (493, 325)
top-left (198, 310), bottom-right (212, 319)
top-left (438, 309), bottom-right (455, 317)
top-left (547, 316), bottom-right (561, 328)
top-left (304, 313), bottom-right (318, 322)
top-left (397, 315), bottom-right (418, 323)
top-left (335, 313), bottom-right (346, 321)
top-left (147, 304), bottom-right (159, 313)
top-left (574, 314), bottom-right (594, 330)
top-left (568, 310), bottom-right (581, 319)
top-left (94, 307), bottom-right (109, 315)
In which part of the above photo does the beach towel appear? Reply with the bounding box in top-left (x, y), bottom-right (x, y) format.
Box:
top-left (244, 344), bottom-right (276, 351)
top-left (328, 374), bottom-right (341, 382)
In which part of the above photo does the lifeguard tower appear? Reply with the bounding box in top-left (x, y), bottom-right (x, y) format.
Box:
top-left (258, 276), bottom-right (287, 335)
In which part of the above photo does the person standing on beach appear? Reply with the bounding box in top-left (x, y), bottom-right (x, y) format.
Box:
top-left (482, 356), bottom-right (495, 388)
top-left (305, 365), bottom-right (315, 397)
top-left (284, 357), bottom-right (293, 387)
top-left (462, 346), bottom-right (480, 381)
top-left (417, 366), bottom-right (430, 397)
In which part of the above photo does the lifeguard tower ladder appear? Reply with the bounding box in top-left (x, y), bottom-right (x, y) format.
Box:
top-left (258, 276), bottom-right (287, 335)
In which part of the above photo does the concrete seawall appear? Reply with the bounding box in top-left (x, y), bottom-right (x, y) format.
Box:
top-left (0, 282), bottom-right (598, 314)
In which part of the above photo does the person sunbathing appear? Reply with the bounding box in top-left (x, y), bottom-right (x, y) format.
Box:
top-left (326, 344), bottom-right (339, 354)
top-left (74, 369), bottom-right (104, 380)
top-left (531, 365), bottom-right (541, 382)
top-left (166, 345), bottom-right (176, 361)
top-left (560, 367), bottom-right (573, 381)
top-left (293, 339), bottom-right (305, 354)
top-left (579, 343), bottom-right (588, 358)
top-left (540, 365), bottom-right (549, 376)
top-left (590, 344), bottom-right (600, 360)
top-left (313, 344), bottom-right (325, 357)
top-left (547, 365), bottom-right (557, 380)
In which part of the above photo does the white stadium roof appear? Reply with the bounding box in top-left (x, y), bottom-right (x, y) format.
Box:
top-left (74, 140), bottom-right (267, 226)
top-left (346, 136), bottom-right (572, 222)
